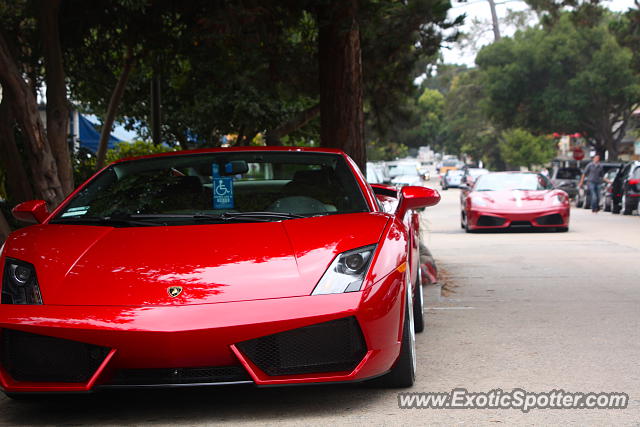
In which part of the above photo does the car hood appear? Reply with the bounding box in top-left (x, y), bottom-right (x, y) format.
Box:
top-left (471, 190), bottom-right (560, 209)
top-left (3, 213), bottom-right (389, 306)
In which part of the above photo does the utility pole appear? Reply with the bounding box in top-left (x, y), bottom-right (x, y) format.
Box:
top-left (488, 0), bottom-right (501, 41)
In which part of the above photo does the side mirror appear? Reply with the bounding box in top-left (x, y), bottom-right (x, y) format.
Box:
top-left (12, 200), bottom-right (50, 224)
top-left (396, 186), bottom-right (440, 219)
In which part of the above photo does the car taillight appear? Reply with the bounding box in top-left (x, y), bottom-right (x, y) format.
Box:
top-left (628, 179), bottom-right (640, 185)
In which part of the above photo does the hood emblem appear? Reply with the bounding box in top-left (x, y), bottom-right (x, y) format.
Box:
top-left (167, 286), bottom-right (183, 298)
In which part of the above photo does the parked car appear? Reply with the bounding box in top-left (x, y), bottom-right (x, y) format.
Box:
top-left (599, 169), bottom-right (621, 212)
top-left (460, 172), bottom-right (570, 232)
top-left (437, 157), bottom-right (462, 175)
top-left (366, 161), bottom-right (391, 184)
top-left (0, 147), bottom-right (441, 397)
top-left (550, 166), bottom-right (582, 199)
top-left (388, 161), bottom-right (424, 186)
top-left (610, 161), bottom-right (640, 215)
top-left (575, 162), bottom-right (622, 209)
top-left (441, 169), bottom-right (465, 190)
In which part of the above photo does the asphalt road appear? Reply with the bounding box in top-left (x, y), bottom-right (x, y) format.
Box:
top-left (1, 186), bottom-right (638, 426)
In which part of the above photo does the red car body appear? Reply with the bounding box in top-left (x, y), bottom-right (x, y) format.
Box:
top-left (0, 147), bottom-right (439, 395)
top-left (460, 172), bottom-right (570, 232)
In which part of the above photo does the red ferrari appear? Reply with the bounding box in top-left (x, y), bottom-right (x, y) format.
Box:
top-left (0, 147), bottom-right (440, 397)
top-left (460, 172), bottom-right (570, 232)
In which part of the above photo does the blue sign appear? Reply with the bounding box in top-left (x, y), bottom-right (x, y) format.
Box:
top-left (213, 177), bottom-right (234, 209)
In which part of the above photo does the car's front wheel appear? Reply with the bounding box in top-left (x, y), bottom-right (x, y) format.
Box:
top-left (371, 287), bottom-right (416, 388)
top-left (413, 272), bottom-right (425, 333)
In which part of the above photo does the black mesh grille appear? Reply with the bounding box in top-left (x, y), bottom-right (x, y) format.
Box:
top-left (236, 317), bottom-right (367, 376)
top-left (510, 220), bottom-right (532, 227)
top-left (109, 366), bottom-right (251, 385)
top-left (2, 329), bottom-right (110, 383)
top-left (536, 214), bottom-right (563, 225)
top-left (477, 216), bottom-right (506, 227)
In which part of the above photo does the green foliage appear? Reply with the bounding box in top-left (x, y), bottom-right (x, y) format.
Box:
top-left (476, 11), bottom-right (640, 156)
top-left (440, 70), bottom-right (504, 169)
top-left (499, 128), bottom-right (556, 169)
top-left (74, 141), bottom-right (177, 183)
top-left (367, 141), bottom-right (409, 161)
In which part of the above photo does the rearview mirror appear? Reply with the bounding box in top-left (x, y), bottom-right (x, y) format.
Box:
top-left (396, 186), bottom-right (440, 219)
top-left (12, 200), bottom-right (50, 224)
top-left (223, 160), bottom-right (249, 175)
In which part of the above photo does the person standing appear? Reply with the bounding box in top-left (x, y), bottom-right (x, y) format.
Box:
top-left (578, 155), bottom-right (609, 213)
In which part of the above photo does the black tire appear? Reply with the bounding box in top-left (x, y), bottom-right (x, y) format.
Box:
top-left (413, 272), bottom-right (425, 333)
top-left (460, 212), bottom-right (465, 229)
top-left (583, 195), bottom-right (591, 209)
top-left (604, 197), bottom-right (612, 212)
top-left (464, 218), bottom-right (474, 233)
top-left (442, 186), bottom-right (448, 190)
top-left (370, 288), bottom-right (416, 388)
top-left (621, 194), bottom-right (632, 215)
top-left (575, 193), bottom-right (583, 208)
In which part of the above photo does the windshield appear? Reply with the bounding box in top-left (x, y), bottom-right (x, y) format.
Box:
top-left (53, 152), bottom-right (369, 226)
top-left (468, 168), bottom-right (488, 178)
top-left (474, 173), bottom-right (551, 191)
top-left (555, 168), bottom-right (581, 180)
top-left (388, 163), bottom-right (419, 177)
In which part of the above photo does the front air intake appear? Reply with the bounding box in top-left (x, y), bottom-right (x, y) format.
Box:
top-left (1, 329), bottom-right (110, 383)
top-left (535, 214), bottom-right (564, 225)
top-left (109, 366), bottom-right (252, 386)
top-left (236, 317), bottom-right (367, 376)
top-left (477, 215), bottom-right (506, 227)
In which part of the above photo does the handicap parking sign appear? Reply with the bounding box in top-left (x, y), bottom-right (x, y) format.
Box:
top-left (213, 177), bottom-right (234, 209)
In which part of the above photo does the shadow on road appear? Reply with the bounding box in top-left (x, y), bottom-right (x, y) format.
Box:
top-left (1, 383), bottom-right (389, 425)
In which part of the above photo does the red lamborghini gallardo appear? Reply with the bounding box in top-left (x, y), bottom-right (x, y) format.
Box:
top-left (460, 172), bottom-right (570, 232)
top-left (0, 147), bottom-right (440, 397)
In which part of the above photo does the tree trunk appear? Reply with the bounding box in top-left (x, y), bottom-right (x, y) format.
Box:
top-left (266, 104), bottom-right (320, 146)
top-left (0, 33), bottom-right (65, 207)
top-left (487, 0), bottom-right (501, 41)
top-left (39, 0), bottom-right (73, 196)
top-left (318, 0), bottom-right (366, 171)
top-left (0, 210), bottom-right (11, 246)
top-left (0, 94), bottom-right (34, 203)
top-left (96, 46), bottom-right (135, 170)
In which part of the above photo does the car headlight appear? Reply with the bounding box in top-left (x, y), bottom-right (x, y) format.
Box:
top-left (2, 258), bottom-right (43, 304)
top-left (311, 245), bottom-right (376, 295)
top-left (472, 197), bottom-right (488, 207)
top-left (552, 193), bottom-right (568, 205)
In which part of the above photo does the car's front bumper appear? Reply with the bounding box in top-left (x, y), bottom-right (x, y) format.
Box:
top-left (467, 206), bottom-right (570, 230)
top-left (0, 268), bottom-right (407, 393)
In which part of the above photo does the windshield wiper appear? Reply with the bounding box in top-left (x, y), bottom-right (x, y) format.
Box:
top-left (220, 211), bottom-right (305, 220)
top-left (50, 216), bottom-right (160, 227)
top-left (125, 212), bottom-right (305, 223)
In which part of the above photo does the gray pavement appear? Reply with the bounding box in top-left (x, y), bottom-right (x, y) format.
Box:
top-left (1, 187), bottom-right (638, 426)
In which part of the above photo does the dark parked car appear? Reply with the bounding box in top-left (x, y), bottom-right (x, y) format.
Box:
top-left (575, 162), bottom-right (622, 209)
top-left (550, 167), bottom-right (582, 199)
top-left (610, 161), bottom-right (640, 215)
top-left (599, 169), bottom-right (621, 212)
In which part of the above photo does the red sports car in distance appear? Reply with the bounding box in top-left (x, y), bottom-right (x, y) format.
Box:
top-left (1, 147), bottom-right (440, 397)
top-left (460, 172), bottom-right (570, 233)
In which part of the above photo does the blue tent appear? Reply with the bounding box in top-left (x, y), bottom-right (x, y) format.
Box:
top-left (77, 114), bottom-right (121, 153)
